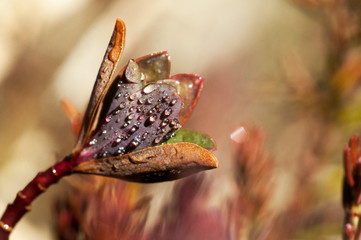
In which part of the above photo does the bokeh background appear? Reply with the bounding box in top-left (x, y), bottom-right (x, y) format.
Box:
top-left (1, 0), bottom-right (359, 239)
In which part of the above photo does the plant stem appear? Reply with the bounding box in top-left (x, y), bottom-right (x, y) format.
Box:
top-left (0, 155), bottom-right (75, 240)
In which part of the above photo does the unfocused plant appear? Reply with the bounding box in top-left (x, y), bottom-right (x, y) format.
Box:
top-left (55, 176), bottom-right (150, 240)
top-left (342, 135), bottom-right (361, 240)
top-left (0, 19), bottom-right (218, 240)
top-left (229, 126), bottom-right (275, 239)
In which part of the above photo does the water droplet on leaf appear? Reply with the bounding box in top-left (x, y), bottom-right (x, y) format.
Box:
top-left (170, 98), bottom-right (177, 106)
top-left (143, 84), bottom-right (157, 94)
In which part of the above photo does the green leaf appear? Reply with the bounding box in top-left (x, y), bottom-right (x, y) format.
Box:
top-left (162, 129), bottom-right (216, 150)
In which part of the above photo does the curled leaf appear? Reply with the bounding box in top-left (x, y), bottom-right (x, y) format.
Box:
top-left (72, 142), bottom-right (218, 183)
top-left (76, 19), bottom-right (126, 150)
top-left (161, 129), bottom-right (216, 150)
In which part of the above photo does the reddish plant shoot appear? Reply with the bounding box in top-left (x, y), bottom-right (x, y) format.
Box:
top-left (343, 135), bottom-right (361, 240)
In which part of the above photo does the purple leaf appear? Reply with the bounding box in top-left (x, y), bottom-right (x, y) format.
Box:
top-left (79, 79), bottom-right (182, 161)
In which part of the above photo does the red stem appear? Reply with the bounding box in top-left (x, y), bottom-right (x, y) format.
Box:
top-left (0, 155), bottom-right (76, 240)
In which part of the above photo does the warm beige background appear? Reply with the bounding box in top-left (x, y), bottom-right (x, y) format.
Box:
top-left (0, 0), bottom-right (343, 239)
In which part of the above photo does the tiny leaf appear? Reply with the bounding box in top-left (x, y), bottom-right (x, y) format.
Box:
top-left (136, 51), bottom-right (171, 84)
top-left (161, 129), bottom-right (216, 150)
top-left (72, 142), bottom-right (218, 183)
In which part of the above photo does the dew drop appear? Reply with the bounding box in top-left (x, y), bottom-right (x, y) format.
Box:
top-left (130, 140), bottom-right (140, 147)
top-left (116, 118), bottom-right (121, 123)
top-left (143, 84), bottom-right (157, 94)
top-left (160, 120), bottom-right (168, 127)
top-left (142, 132), bottom-right (149, 140)
top-left (145, 98), bottom-right (153, 105)
top-left (153, 137), bottom-right (162, 144)
top-left (162, 108), bottom-right (172, 118)
top-left (136, 106), bottom-right (143, 113)
top-left (129, 94), bottom-right (135, 101)
top-left (116, 93), bottom-right (122, 99)
top-left (116, 138), bottom-right (122, 143)
top-left (129, 126), bottom-right (138, 134)
top-left (147, 115), bottom-right (157, 123)
top-left (117, 147), bottom-right (125, 154)
top-left (169, 119), bottom-right (178, 127)
top-left (114, 110), bottom-right (121, 115)
top-left (102, 130), bottom-right (107, 135)
top-left (162, 96), bottom-right (170, 103)
top-left (105, 115), bottom-right (112, 123)
top-left (119, 103), bottom-right (125, 109)
top-left (126, 113), bottom-right (135, 121)
top-left (138, 115), bottom-right (145, 121)
top-left (122, 123), bottom-right (129, 128)
top-left (138, 98), bottom-right (145, 104)
top-left (170, 98), bottom-right (177, 106)
top-left (134, 135), bottom-right (141, 141)
top-left (102, 151), bottom-right (109, 157)
top-left (89, 139), bottom-right (97, 146)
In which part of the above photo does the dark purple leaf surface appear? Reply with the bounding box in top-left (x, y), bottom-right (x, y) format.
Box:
top-left (161, 74), bottom-right (203, 125)
top-left (81, 79), bottom-right (182, 160)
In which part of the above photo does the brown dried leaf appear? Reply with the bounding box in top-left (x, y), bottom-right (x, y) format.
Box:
top-left (76, 19), bottom-right (126, 150)
top-left (72, 142), bottom-right (218, 183)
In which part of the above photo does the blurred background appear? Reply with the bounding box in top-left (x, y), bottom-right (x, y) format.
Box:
top-left (1, 0), bottom-right (360, 239)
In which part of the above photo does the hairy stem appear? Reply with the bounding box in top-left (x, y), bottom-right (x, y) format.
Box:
top-left (0, 155), bottom-right (76, 240)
